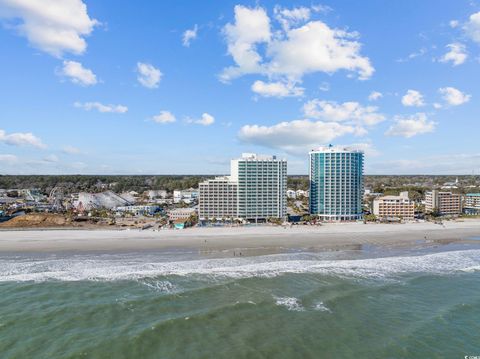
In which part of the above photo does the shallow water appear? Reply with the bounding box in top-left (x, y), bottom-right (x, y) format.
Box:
top-left (1, 245), bottom-right (480, 358)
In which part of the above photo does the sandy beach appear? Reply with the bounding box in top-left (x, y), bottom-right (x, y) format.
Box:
top-left (1, 220), bottom-right (480, 254)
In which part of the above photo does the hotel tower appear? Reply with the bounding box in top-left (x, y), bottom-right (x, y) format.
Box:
top-left (309, 145), bottom-right (364, 221)
top-left (199, 153), bottom-right (287, 222)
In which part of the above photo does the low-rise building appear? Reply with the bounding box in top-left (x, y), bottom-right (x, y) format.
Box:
top-left (295, 190), bottom-right (309, 198)
top-left (373, 191), bottom-right (415, 221)
top-left (425, 190), bottom-right (462, 216)
top-left (146, 190), bottom-right (167, 200)
top-left (115, 205), bottom-right (160, 216)
top-left (286, 190), bottom-right (297, 199)
top-left (173, 189), bottom-right (199, 204)
top-left (464, 193), bottom-right (480, 215)
top-left (168, 208), bottom-right (196, 221)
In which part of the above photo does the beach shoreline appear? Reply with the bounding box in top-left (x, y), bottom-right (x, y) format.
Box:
top-left (0, 220), bottom-right (479, 255)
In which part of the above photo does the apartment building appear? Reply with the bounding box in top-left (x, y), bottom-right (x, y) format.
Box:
top-left (425, 190), bottom-right (462, 216)
top-left (198, 153), bottom-right (287, 221)
top-left (233, 153), bottom-right (287, 221)
top-left (309, 145), bottom-right (364, 221)
top-left (198, 176), bottom-right (238, 220)
top-left (373, 191), bottom-right (415, 221)
top-left (464, 193), bottom-right (480, 215)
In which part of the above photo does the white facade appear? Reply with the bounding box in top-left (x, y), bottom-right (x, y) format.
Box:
top-left (287, 190), bottom-right (297, 199)
top-left (235, 153), bottom-right (287, 221)
top-left (173, 189), bottom-right (199, 204)
top-left (115, 205), bottom-right (160, 216)
top-left (198, 153), bottom-right (287, 221)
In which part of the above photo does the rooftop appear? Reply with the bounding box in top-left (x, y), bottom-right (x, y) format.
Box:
top-left (309, 145), bottom-right (364, 154)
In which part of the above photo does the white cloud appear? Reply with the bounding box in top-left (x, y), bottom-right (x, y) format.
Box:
top-left (401, 89), bottom-right (424, 107)
top-left (449, 20), bottom-right (459, 28)
top-left (464, 11), bottom-right (480, 43)
top-left (396, 47), bottom-right (428, 63)
top-left (251, 80), bottom-right (304, 97)
top-left (190, 113), bottom-right (215, 126)
top-left (311, 4), bottom-right (332, 14)
top-left (0, 154), bottom-right (18, 164)
top-left (152, 111), bottom-right (176, 124)
top-left (238, 119), bottom-right (355, 155)
top-left (221, 5), bottom-right (271, 81)
top-left (0, 0), bottom-right (98, 57)
top-left (182, 24), bottom-right (198, 47)
top-left (438, 87), bottom-right (471, 106)
top-left (385, 113), bottom-right (435, 138)
top-left (62, 145), bottom-right (82, 154)
top-left (74, 101), bottom-right (127, 113)
top-left (136, 62), bottom-right (162, 89)
top-left (221, 5), bottom-right (373, 84)
top-left (303, 100), bottom-right (385, 127)
top-left (440, 43), bottom-right (467, 66)
top-left (368, 91), bottom-right (382, 101)
top-left (274, 5), bottom-right (311, 30)
top-left (0, 129), bottom-right (46, 148)
top-left (59, 60), bottom-right (97, 86)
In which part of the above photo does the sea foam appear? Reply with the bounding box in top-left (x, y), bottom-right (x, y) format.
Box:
top-left (0, 249), bottom-right (480, 282)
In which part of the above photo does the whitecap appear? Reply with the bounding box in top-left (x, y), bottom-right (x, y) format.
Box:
top-left (274, 296), bottom-right (304, 311)
top-left (1, 249), bottom-right (480, 282)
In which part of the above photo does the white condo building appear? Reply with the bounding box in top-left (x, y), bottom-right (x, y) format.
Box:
top-left (198, 153), bottom-right (287, 221)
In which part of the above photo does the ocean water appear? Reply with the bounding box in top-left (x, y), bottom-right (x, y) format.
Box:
top-left (1, 244), bottom-right (480, 358)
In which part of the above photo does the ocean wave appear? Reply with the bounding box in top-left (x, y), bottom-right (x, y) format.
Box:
top-left (1, 249), bottom-right (480, 282)
top-left (274, 297), bottom-right (305, 311)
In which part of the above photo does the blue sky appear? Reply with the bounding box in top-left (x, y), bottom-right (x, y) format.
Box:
top-left (0, 0), bottom-right (479, 175)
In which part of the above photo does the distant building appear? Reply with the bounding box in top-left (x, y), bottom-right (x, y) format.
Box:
top-left (295, 190), bottom-right (309, 198)
top-left (115, 205), bottom-right (160, 216)
top-left (425, 190), bottom-right (462, 216)
top-left (168, 208), bottom-right (196, 221)
top-left (441, 177), bottom-right (459, 189)
top-left (146, 190), bottom-right (167, 200)
top-left (309, 145), bottom-right (364, 221)
top-left (198, 176), bottom-right (238, 220)
top-left (173, 189), bottom-right (198, 204)
top-left (198, 153), bottom-right (287, 221)
top-left (464, 193), bottom-right (480, 215)
top-left (286, 190), bottom-right (297, 199)
top-left (373, 191), bottom-right (415, 221)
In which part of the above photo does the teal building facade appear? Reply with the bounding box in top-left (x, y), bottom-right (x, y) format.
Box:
top-left (309, 146), bottom-right (364, 221)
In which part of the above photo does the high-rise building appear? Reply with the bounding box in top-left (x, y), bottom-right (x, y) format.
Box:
top-left (425, 190), bottom-right (462, 216)
top-left (198, 176), bottom-right (238, 220)
top-left (198, 153), bottom-right (287, 221)
top-left (373, 191), bottom-right (415, 221)
top-left (232, 153), bottom-right (287, 221)
top-left (309, 145), bottom-right (364, 221)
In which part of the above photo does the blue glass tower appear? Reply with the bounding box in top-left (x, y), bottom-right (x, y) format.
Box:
top-left (309, 146), bottom-right (364, 221)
